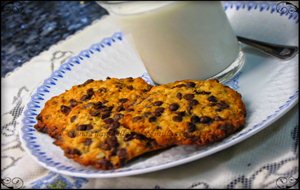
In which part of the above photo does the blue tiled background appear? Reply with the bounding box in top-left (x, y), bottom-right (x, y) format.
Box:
top-left (1, 1), bottom-right (108, 77)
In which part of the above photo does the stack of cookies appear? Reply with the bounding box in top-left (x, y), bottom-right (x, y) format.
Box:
top-left (35, 77), bottom-right (246, 170)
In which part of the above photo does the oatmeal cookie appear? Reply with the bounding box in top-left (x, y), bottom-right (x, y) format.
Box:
top-left (123, 79), bottom-right (246, 146)
top-left (54, 95), bottom-right (165, 170)
top-left (34, 77), bottom-right (152, 138)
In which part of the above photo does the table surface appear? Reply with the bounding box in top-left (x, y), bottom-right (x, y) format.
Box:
top-left (1, 1), bottom-right (108, 77)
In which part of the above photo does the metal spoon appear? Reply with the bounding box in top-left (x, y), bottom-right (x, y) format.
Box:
top-left (237, 36), bottom-right (299, 60)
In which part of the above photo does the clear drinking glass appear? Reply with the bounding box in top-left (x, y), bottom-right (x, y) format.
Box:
top-left (98, 1), bottom-right (245, 84)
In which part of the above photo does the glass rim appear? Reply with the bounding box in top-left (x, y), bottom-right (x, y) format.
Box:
top-left (97, 1), bottom-right (133, 5)
top-left (96, 1), bottom-right (176, 15)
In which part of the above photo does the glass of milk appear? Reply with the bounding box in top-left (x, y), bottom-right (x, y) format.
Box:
top-left (98, 1), bottom-right (245, 84)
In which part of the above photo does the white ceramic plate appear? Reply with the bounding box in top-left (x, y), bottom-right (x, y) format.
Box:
top-left (20, 2), bottom-right (298, 178)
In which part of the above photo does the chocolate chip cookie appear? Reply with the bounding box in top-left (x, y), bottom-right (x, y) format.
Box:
top-left (54, 95), bottom-right (165, 170)
top-left (35, 77), bottom-right (152, 138)
top-left (123, 79), bottom-right (246, 146)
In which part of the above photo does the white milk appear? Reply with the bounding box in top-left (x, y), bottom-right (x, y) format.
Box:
top-left (101, 1), bottom-right (241, 84)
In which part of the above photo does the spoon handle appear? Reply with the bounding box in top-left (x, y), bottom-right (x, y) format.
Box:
top-left (237, 36), bottom-right (299, 60)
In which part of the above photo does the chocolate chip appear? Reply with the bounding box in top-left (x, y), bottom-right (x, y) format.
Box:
top-left (65, 148), bottom-right (72, 154)
top-left (153, 101), bottom-right (163, 106)
top-left (143, 112), bottom-right (152, 117)
top-left (134, 133), bottom-right (147, 141)
top-left (191, 115), bottom-right (200, 123)
top-left (69, 148), bottom-right (81, 155)
top-left (106, 136), bottom-right (119, 148)
top-left (69, 99), bottom-right (78, 107)
top-left (102, 106), bottom-right (114, 112)
top-left (127, 85), bottom-right (134, 90)
top-left (176, 111), bottom-right (186, 117)
top-left (183, 94), bottom-right (194, 100)
top-left (77, 124), bottom-right (93, 131)
top-left (107, 128), bottom-right (119, 136)
top-left (148, 116), bottom-right (157, 122)
top-left (172, 115), bottom-right (183, 122)
top-left (111, 121), bottom-right (120, 129)
top-left (208, 95), bottom-right (217, 103)
top-left (84, 138), bottom-right (92, 146)
top-left (154, 107), bottom-right (165, 117)
top-left (78, 80), bottom-right (91, 87)
top-left (92, 102), bottom-right (103, 110)
top-left (156, 107), bottom-right (165, 113)
top-left (174, 84), bottom-right (186, 88)
top-left (110, 148), bottom-right (117, 156)
top-left (124, 133), bottom-right (134, 141)
top-left (70, 115), bottom-right (77, 123)
top-left (101, 111), bottom-right (111, 119)
top-left (109, 146), bottom-right (118, 156)
top-left (216, 101), bottom-right (229, 111)
top-left (36, 114), bottom-right (43, 121)
top-left (113, 113), bottom-right (124, 121)
top-left (80, 95), bottom-right (90, 101)
top-left (116, 105), bottom-right (125, 112)
top-left (106, 77), bottom-right (111, 79)
top-left (104, 118), bottom-right (114, 124)
top-left (85, 124), bottom-right (93, 130)
top-left (96, 159), bottom-right (113, 170)
top-left (36, 125), bottom-right (47, 133)
top-left (176, 93), bottom-right (182, 100)
top-left (209, 103), bottom-right (217, 107)
top-left (117, 148), bottom-right (127, 159)
top-left (186, 82), bottom-right (196, 88)
top-left (109, 148), bottom-right (117, 156)
top-left (187, 105), bottom-right (193, 114)
top-left (87, 88), bottom-right (94, 96)
top-left (199, 116), bottom-right (212, 124)
top-left (133, 116), bottom-right (143, 122)
top-left (187, 122), bottom-right (196, 132)
top-left (82, 94), bottom-right (92, 101)
top-left (202, 91), bottom-right (211, 95)
top-left (156, 126), bottom-right (162, 129)
top-left (190, 99), bottom-right (199, 106)
top-left (82, 79), bottom-right (94, 86)
top-left (99, 142), bottom-right (111, 150)
top-left (127, 77), bottom-right (134, 82)
top-left (60, 105), bottom-right (71, 115)
top-left (119, 98), bottom-right (129, 103)
top-left (169, 103), bottom-right (179, 111)
top-left (194, 90), bottom-right (211, 95)
top-left (38, 126), bottom-right (48, 133)
top-left (68, 130), bottom-right (76, 138)
top-left (89, 109), bottom-right (100, 116)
